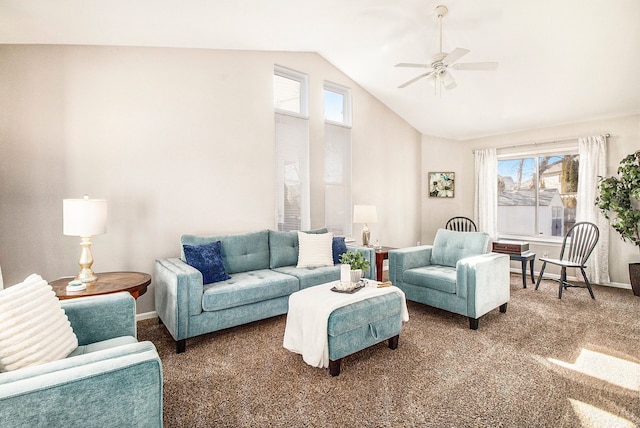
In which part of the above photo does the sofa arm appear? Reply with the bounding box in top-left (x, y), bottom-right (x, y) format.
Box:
top-left (388, 246), bottom-right (432, 285)
top-left (0, 341), bottom-right (162, 427)
top-left (154, 258), bottom-right (203, 341)
top-left (61, 292), bottom-right (136, 346)
top-left (457, 253), bottom-right (510, 318)
top-left (346, 245), bottom-right (375, 279)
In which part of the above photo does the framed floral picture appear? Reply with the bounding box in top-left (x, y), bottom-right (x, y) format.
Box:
top-left (429, 172), bottom-right (455, 198)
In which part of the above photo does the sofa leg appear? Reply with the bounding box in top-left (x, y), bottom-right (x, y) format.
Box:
top-left (499, 303), bottom-right (508, 313)
top-left (176, 339), bottom-right (186, 354)
top-left (388, 335), bottom-right (399, 350)
top-left (329, 359), bottom-right (341, 376)
top-left (469, 317), bottom-right (479, 330)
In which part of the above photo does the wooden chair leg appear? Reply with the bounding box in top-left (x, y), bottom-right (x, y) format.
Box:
top-left (580, 267), bottom-right (596, 299)
top-left (535, 262), bottom-right (547, 290)
top-left (558, 268), bottom-right (566, 299)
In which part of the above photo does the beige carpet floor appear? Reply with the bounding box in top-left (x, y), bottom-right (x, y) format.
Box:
top-left (138, 275), bottom-right (640, 427)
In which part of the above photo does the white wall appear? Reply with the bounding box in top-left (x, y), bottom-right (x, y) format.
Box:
top-left (422, 114), bottom-right (640, 286)
top-left (0, 45), bottom-right (422, 313)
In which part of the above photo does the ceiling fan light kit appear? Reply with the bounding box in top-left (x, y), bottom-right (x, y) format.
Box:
top-left (396, 4), bottom-right (498, 92)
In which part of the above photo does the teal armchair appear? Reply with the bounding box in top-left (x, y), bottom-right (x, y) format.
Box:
top-left (0, 292), bottom-right (163, 428)
top-left (389, 229), bottom-right (510, 329)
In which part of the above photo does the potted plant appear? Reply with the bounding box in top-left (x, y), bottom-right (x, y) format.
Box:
top-left (339, 251), bottom-right (371, 283)
top-left (596, 150), bottom-right (640, 296)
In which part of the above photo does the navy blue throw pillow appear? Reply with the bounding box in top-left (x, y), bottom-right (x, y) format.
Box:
top-left (332, 236), bottom-right (348, 265)
top-left (183, 241), bottom-right (231, 284)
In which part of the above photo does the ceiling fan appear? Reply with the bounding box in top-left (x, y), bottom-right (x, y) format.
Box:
top-left (396, 4), bottom-right (498, 91)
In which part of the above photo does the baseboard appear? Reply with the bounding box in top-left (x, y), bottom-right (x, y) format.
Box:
top-left (509, 268), bottom-right (631, 290)
top-left (136, 310), bottom-right (158, 321)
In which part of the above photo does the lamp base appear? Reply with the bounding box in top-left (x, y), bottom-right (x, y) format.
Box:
top-left (76, 236), bottom-right (98, 283)
top-left (75, 268), bottom-right (97, 283)
top-left (361, 225), bottom-right (371, 247)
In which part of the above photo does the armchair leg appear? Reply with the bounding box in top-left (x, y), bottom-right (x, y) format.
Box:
top-left (469, 317), bottom-right (479, 330)
top-left (329, 359), bottom-right (342, 376)
top-left (176, 339), bottom-right (186, 354)
top-left (499, 303), bottom-right (508, 313)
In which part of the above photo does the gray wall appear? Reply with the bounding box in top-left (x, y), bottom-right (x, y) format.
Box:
top-left (422, 114), bottom-right (640, 286)
top-left (0, 45), bottom-right (422, 313)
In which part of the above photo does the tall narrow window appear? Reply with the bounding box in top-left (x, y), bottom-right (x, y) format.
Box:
top-left (324, 82), bottom-right (352, 236)
top-left (274, 66), bottom-right (310, 231)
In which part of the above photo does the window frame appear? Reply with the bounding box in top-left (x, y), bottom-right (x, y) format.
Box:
top-left (323, 81), bottom-right (352, 127)
top-left (274, 65), bottom-right (309, 118)
top-left (497, 145), bottom-right (579, 243)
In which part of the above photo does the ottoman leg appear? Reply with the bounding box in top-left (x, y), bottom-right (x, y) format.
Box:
top-left (329, 359), bottom-right (342, 377)
top-left (388, 335), bottom-right (399, 350)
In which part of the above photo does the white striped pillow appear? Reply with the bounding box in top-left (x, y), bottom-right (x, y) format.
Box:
top-left (296, 231), bottom-right (334, 268)
top-left (0, 274), bottom-right (78, 372)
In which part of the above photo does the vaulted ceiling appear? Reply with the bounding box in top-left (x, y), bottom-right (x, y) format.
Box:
top-left (2, 0), bottom-right (639, 140)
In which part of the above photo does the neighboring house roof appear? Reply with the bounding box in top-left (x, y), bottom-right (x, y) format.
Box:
top-left (498, 189), bottom-right (563, 206)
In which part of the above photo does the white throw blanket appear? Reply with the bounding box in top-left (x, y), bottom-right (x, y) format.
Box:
top-left (282, 281), bottom-right (409, 368)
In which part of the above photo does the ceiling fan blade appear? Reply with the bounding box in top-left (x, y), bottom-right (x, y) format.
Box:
top-left (451, 62), bottom-right (499, 71)
top-left (442, 48), bottom-right (470, 66)
top-left (398, 70), bottom-right (436, 88)
top-left (395, 63), bottom-right (430, 68)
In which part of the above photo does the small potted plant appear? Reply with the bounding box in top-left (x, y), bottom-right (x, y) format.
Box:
top-left (596, 150), bottom-right (640, 296)
top-left (339, 251), bottom-right (371, 283)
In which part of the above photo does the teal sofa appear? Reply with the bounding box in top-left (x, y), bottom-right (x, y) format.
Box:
top-left (389, 229), bottom-right (510, 329)
top-left (0, 292), bottom-right (163, 428)
top-left (154, 229), bottom-right (374, 353)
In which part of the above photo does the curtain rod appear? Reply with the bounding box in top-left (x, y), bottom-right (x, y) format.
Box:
top-left (473, 133), bottom-right (610, 153)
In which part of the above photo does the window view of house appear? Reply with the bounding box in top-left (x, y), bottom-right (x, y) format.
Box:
top-left (498, 153), bottom-right (579, 237)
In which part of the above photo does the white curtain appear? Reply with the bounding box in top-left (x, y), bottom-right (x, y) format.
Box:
top-left (474, 148), bottom-right (498, 240)
top-left (577, 135), bottom-right (610, 284)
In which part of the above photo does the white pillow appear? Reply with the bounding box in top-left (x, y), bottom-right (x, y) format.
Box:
top-left (296, 231), bottom-right (334, 268)
top-left (0, 274), bottom-right (78, 372)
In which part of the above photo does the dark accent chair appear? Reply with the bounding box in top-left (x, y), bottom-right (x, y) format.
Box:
top-left (445, 216), bottom-right (477, 232)
top-left (535, 222), bottom-right (599, 299)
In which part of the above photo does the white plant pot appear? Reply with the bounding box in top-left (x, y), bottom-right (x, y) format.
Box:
top-left (350, 269), bottom-right (363, 283)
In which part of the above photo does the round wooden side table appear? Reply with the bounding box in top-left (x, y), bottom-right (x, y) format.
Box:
top-left (50, 271), bottom-right (151, 300)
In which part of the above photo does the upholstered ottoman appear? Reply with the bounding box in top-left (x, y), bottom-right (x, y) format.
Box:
top-left (327, 292), bottom-right (403, 376)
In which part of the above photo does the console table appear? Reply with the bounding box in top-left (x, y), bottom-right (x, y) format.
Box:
top-left (509, 252), bottom-right (536, 288)
top-left (50, 271), bottom-right (151, 299)
top-left (374, 246), bottom-right (397, 282)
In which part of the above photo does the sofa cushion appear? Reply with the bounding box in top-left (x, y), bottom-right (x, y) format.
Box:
top-left (182, 230), bottom-right (270, 274)
top-left (273, 265), bottom-right (340, 289)
top-left (183, 241), bottom-right (231, 284)
top-left (430, 229), bottom-right (489, 268)
top-left (0, 274), bottom-right (78, 372)
top-left (268, 228), bottom-right (329, 269)
top-left (296, 231), bottom-right (334, 268)
top-left (201, 269), bottom-right (299, 312)
top-left (332, 236), bottom-right (348, 265)
top-left (403, 265), bottom-right (458, 294)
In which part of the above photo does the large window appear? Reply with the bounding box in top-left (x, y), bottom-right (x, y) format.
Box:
top-left (274, 66), bottom-right (310, 231)
top-left (323, 82), bottom-right (352, 236)
top-left (498, 150), bottom-right (579, 238)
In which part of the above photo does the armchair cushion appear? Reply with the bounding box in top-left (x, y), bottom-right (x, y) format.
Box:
top-left (0, 274), bottom-right (77, 372)
top-left (431, 229), bottom-right (489, 267)
top-left (403, 265), bottom-right (457, 294)
top-left (183, 240), bottom-right (231, 284)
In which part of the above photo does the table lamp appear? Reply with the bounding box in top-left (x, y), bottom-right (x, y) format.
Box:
top-left (63, 195), bottom-right (107, 283)
top-left (353, 205), bottom-right (377, 246)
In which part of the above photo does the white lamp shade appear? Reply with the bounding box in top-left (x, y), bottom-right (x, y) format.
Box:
top-left (353, 205), bottom-right (377, 224)
top-left (63, 197), bottom-right (108, 236)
